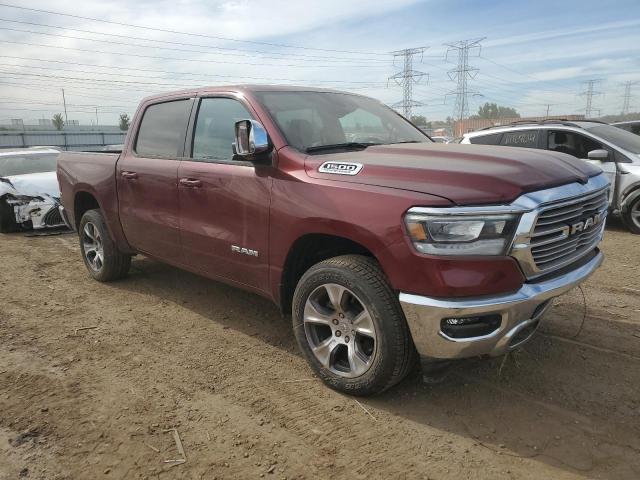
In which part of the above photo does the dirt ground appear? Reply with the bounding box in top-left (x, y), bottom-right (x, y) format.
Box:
top-left (1, 219), bottom-right (639, 480)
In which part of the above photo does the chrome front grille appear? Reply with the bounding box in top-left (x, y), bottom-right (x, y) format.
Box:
top-left (507, 174), bottom-right (610, 280)
top-left (530, 187), bottom-right (608, 273)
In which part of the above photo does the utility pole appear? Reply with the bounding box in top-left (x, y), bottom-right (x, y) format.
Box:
top-left (621, 81), bottom-right (635, 115)
top-left (95, 107), bottom-right (99, 126)
top-left (388, 47), bottom-right (429, 119)
top-left (61, 88), bottom-right (68, 124)
top-left (579, 80), bottom-right (602, 118)
top-left (445, 38), bottom-right (485, 128)
top-left (545, 104), bottom-right (551, 118)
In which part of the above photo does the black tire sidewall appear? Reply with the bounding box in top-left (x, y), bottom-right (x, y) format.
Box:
top-left (78, 209), bottom-right (129, 281)
top-left (292, 257), bottom-right (409, 396)
top-left (622, 195), bottom-right (640, 234)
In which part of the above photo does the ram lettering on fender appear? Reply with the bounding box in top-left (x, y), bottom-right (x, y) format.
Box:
top-left (318, 162), bottom-right (363, 176)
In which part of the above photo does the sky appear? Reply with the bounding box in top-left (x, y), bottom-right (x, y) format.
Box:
top-left (0, 0), bottom-right (639, 126)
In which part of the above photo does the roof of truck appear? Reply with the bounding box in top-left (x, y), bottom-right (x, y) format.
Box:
top-left (140, 84), bottom-right (366, 103)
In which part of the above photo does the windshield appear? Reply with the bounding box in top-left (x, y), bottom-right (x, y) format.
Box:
top-left (589, 125), bottom-right (640, 154)
top-left (254, 91), bottom-right (430, 152)
top-left (0, 153), bottom-right (59, 177)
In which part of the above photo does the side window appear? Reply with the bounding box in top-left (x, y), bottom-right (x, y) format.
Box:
top-left (501, 130), bottom-right (539, 148)
top-left (548, 130), bottom-right (603, 159)
top-left (135, 99), bottom-right (192, 158)
top-left (469, 133), bottom-right (502, 145)
top-left (192, 98), bottom-right (254, 161)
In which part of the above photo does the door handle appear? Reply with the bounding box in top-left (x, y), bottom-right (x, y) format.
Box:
top-left (121, 171), bottom-right (138, 180)
top-left (179, 178), bottom-right (202, 188)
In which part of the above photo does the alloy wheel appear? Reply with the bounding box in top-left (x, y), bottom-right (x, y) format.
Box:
top-left (82, 222), bottom-right (104, 271)
top-left (303, 283), bottom-right (377, 378)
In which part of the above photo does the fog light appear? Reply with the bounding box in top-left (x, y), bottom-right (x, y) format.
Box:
top-left (444, 317), bottom-right (481, 326)
top-left (441, 314), bottom-right (502, 339)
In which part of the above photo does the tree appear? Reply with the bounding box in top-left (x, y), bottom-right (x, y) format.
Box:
top-left (119, 113), bottom-right (130, 131)
top-left (52, 113), bottom-right (64, 131)
top-left (473, 102), bottom-right (520, 120)
top-left (410, 115), bottom-right (427, 126)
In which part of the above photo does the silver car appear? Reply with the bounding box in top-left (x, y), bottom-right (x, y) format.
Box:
top-left (460, 120), bottom-right (640, 233)
top-left (0, 148), bottom-right (66, 233)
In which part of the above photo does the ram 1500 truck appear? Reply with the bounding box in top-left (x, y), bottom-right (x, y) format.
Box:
top-left (57, 86), bottom-right (608, 395)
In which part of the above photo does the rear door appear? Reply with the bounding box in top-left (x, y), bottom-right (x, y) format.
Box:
top-left (500, 129), bottom-right (543, 149)
top-left (177, 96), bottom-right (272, 292)
top-left (117, 98), bottom-right (193, 263)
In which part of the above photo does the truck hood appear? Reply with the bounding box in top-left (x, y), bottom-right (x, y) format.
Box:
top-left (2, 171), bottom-right (60, 198)
top-left (305, 143), bottom-right (602, 205)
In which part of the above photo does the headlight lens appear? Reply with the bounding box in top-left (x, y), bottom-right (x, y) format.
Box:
top-left (404, 213), bottom-right (519, 255)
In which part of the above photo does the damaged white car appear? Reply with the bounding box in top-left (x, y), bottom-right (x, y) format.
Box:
top-left (0, 148), bottom-right (66, 233)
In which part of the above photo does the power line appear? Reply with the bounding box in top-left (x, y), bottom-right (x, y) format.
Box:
top-left (0, 25), bottom-right (391, 64)
top-left (388, 47), bottom-right (429, 118)
top-left (0, 57), bottom-right (390, 86)
top-left (579, 79), bottom-right (603, 118)
top-left (0, 2), bottom-right (391, 56)
top-left (0, 40), bottom-right (386, 69)
top-left (0, 18), bottom-right (393, 62)
top-left (445, 38), bottom-right (484, 122)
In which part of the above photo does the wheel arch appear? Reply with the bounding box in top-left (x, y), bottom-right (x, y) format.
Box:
top-left (279, 233), bottom-right (380, 316)
top-left (74, 190), bottom-right (101, 230)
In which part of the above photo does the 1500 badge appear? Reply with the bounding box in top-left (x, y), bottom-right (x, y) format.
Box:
top-left (318, 162), bottom-right (363, 176)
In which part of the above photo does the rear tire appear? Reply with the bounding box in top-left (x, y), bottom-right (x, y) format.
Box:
top-left (79, 209), bottom-right (131, 281)
top-left (622, 195), bottom-right (640, 234)
top-left (292, 255), bottom-right (416, 396)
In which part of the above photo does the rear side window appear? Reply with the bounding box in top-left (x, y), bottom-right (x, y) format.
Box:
top-left (469, 133), bottom-right (502, 145)
top-left (501, 130), bottom-right (539, 148)
top-left (135, 99), bottom-right (192, 158)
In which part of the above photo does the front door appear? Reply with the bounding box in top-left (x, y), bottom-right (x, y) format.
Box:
top-left (117, 98), bottom-right (193, 263)
top-left (546, 129), bottom-right (617, 199)
top-left (178, 96), bottom-right (272, 292)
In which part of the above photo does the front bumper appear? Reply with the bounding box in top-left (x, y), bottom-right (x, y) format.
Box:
top-left (399, 250), bottom-right (603, 360)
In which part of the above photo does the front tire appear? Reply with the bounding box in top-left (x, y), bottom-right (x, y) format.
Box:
top-left (622, 195), bottom-right (640, 234)
top-left (292, 255), bottom-right (415, 396)
top-left (79, 209), bottom-right (131, 281)
top-left (0, 199), bottom-right (18, 233)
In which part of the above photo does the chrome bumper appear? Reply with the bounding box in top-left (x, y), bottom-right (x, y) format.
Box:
top-left (399, 251), bottom-right (603, 360)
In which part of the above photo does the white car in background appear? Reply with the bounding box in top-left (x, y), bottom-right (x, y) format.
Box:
top-left (459, 120), bottom-right (640, 234)
top-left (0, 148), bottom-right (66, 233)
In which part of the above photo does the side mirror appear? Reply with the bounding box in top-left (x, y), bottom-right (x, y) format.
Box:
top-left (234, 119), bottom-right (270, 158)
top-left (587, 149), bottom-right (610, 162)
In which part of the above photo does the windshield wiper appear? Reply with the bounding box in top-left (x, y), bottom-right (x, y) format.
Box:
top-left (305, 142), bottom-right (379, 153)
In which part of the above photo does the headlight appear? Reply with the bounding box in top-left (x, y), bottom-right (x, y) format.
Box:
top-left (404, 212), bottom-right (519, 255)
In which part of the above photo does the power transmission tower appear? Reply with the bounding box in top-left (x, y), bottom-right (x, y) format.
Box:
top-left (388, 47), bottom-right (429, 119)
top-left (445, 38), bottom-right (485, 123)
top-left (621, 81), bottom-right (636, 115)
top-left (579, 80), bottom-right (602, 118)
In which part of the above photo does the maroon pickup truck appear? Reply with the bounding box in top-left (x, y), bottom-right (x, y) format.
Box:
top-left (57, 86), bottom-right (608, 395)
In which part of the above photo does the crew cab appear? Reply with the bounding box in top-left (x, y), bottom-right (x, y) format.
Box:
top-left (57, 86), bottom-right (607, 395)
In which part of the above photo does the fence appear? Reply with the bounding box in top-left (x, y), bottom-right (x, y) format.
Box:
top-left (0, 131), bottom-right (127, 151)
